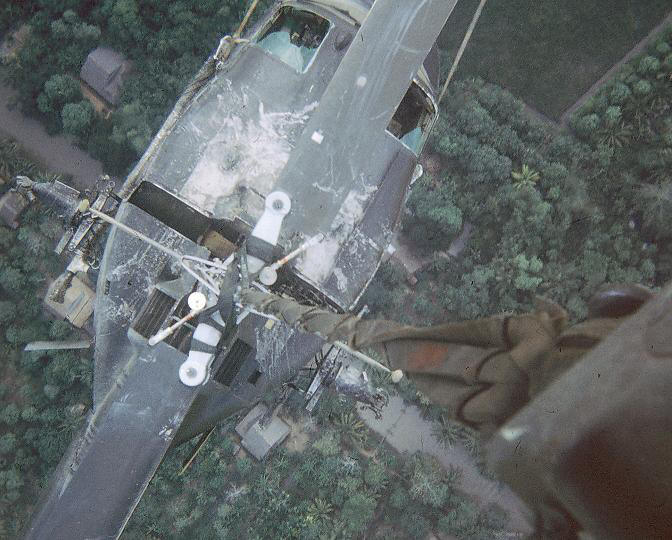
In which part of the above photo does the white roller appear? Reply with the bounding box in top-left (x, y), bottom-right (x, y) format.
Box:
top-left (179, 321), bottom-right (223, 386)
top-left (179, 350), bottom-right (212, 387)
top-left (248, 191), bottom-right (291, 274)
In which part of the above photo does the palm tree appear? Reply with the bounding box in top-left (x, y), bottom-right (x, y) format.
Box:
top-left (333, 412), bottom-right (367, 446)
top-left (640, 180), bottom-right (672, 233)
top-left (597, 121), bottom-right (633, 149)
top-left (306, 498), bottom-right (333, 525)
top-left (511, 164), bottom-right (540, 190)
top-left (431, 415), bottom-right (466, 448)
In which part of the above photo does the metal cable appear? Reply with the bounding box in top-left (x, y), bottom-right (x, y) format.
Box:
top-left (438, 0), bottom-right (488, 104)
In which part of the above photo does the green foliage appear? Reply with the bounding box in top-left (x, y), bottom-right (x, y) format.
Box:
top-left (61, 100), bottom-right (94, 139)
top-left (332, 411), bottom-right (367, 447)
top-left (403, 175), bottom-right (463, 250)
top-left (313, 429), bottom-right (341, 456)
top-left (235, 455), bottom-right (253, 476)
top-left (0, 433), bottom-right (17, 455)
top-left (571, 23), bottom-right (672, 248)
top-left (37, 74), bottom-right (82, 117)
top-left (633, 79), bottom-right (652, 96)
top-left (0, 301), bottom-right (15, 325)
top-left (340, 492), bottom-right (377, 537)
top-left (400, 511), bottom-right (431, 540)
top-left (407, 454), bottom-right (457, 508)
top-left (432, 415), bottom-right (480, 456)
top-left (511, 164), bottom-right (540, 190)
top-left (609, 82), bottom-right (632, 104)
top-left (110, 101), bottom-right (152, 155)
top-left (363, 461), bottom-right (388, 493)
top-left (638, 55), bottom-right (660, 75)
top-left (438, 498), bottom-right (482, 538)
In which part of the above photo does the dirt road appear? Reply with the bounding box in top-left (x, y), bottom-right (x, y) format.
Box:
top-left (0, 78), bottom-right (103, 191)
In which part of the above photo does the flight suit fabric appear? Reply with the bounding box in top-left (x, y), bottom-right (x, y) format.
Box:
top-left (242, 289), bottom-right (619, 431)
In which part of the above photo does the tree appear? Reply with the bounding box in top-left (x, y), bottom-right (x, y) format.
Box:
top-left (340, 492), bottom-right (377, 536)
top-left (0, 404), bottom-right (20, 426)
top-left (0, 433), bottom-right (17, 455)
top-left (407, 454), bottom-right (455, 508)
top-left (103, 0), bottom-right (145, 48)
top-left (511, 164), bottom-right (540, 190)
top-left (0, 300), bottom-right (16, 325)
top-left (0, 266), bottom-right (25, 293)
top-left (437, 498), bottom-right (482, 538)
top-left (37, 74), bottom-right (82, 116)
top-left (403, 176), bottom-right (463, 249)
top-left (110, 101), bottom-right (152, 156)
top-left (363, 461), bottom-right (388, 493)
top-left (61, 100), bottom-right (94, 139)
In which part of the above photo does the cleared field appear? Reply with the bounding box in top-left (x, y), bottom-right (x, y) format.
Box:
top-left (439, 0), bottom-right (671, 120)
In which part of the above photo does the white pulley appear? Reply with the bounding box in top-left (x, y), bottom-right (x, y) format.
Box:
top-left (248, 191), bottom-right (291, 274)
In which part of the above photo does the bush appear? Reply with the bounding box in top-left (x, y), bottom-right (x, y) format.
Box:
top-left (407, 454), bottom-right (454, 508)
top-left (340, 492), bottom-right (377, 536)
top-left (608, 82), bottom-right (632, 105)
top-left (632, 79), bottom-right (652, 96)
top-left (637, 55), bottom-right (660, 75)
top-left (0, 433), bottom-right (17, 455)
top-left (61, 100), bottom-right (94, 139)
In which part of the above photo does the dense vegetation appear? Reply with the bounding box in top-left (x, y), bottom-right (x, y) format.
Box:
top-left (439, 0), bottom-right (671, 119)
top-left (364, 75), bottom-right (665, 323)
top-left (0, 139), bottom-right (92, 538)
top-left (2, 0), bottom-right (271, 176)
top-left (570, 26), bottom-right (672, 247)
top-left (124, 394), bottom-right (507, 540)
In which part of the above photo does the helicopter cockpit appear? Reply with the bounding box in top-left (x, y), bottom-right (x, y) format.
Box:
top-left (256, 6), bottom-right (331, 72)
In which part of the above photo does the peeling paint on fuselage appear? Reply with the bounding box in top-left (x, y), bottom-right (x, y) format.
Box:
top-left (295, 184), bottom-right (376, 284)
top-left (254, 322), bottom-right (296, 378)
top-left (180, 96), bottom-right (318, 213)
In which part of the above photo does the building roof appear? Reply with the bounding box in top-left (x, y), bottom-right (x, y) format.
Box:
top-left (235, 403), bottom-right (291, 460)
top-left (80, 47), bottom-right (131, 106)
top-left (0, 191), bottom-right (29, 229)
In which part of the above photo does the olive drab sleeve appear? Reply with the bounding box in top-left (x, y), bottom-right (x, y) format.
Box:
top-left (241, 289), bottom-right (566, 431)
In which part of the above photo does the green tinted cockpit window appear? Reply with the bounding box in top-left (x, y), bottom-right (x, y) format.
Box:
top-left (256, 7), bottom-right (331, 72)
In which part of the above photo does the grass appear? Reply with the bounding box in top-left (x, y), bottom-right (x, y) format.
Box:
top-left (439, 0), bottom-right (671, 120)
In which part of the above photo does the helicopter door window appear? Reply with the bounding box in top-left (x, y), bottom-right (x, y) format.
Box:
top-left (387, 82), bottom-right (437, 155)
top-left (256, 7), bottom-right (330, 72)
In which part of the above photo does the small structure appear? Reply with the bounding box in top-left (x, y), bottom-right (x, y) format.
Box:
top-left (0, 191), bottom-right (30, 229)
top-left (44, 275), bottom-right (95, 329)
top-left (235, 403), bottom-right (291, 461)
top-left (79, 47), bottom-right (132, 108)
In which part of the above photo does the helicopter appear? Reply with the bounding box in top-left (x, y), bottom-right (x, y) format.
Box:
top-left (21, 0), bottom-right (458, 537)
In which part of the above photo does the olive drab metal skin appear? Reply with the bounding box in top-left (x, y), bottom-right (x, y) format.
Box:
top-left (25, 1), bottom-right (458, 538)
